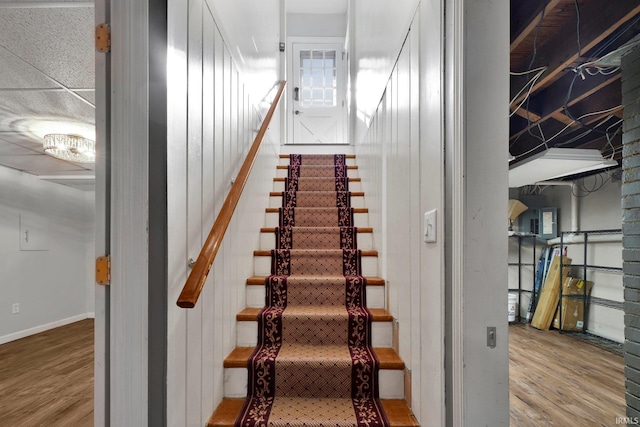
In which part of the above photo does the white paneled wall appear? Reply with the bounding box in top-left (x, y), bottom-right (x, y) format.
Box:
top-left (167, 0), bottom-right (281, 424)
top-left (354, 15), bottom-right (435, 422)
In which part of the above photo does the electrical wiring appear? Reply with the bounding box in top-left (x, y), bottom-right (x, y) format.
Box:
top-left (512, 106), bottom-right (623, 160)
top-left (574, 0), bottom-right (582, 58)
top-left (529, 0), bottom-right (548, 70)
top-left (510, 67), bottom-right (547, 117)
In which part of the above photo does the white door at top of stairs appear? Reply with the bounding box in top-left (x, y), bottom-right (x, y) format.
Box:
top-left (290, 41), bottom-right (347, 144)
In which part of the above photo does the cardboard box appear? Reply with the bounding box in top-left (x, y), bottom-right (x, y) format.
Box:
top-left (552, 278), bottom-right (593, 331)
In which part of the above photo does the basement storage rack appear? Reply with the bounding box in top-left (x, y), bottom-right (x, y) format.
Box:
top-left (508, 233), bottom-right (542, 323)
top-left (557, 229), bottom-right (623, 335)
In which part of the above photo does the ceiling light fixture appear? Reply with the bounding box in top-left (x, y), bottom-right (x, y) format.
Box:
top-left (42, 134), bottom-right (95, 163)
top-left (509, 148), bottom-right (617, 188)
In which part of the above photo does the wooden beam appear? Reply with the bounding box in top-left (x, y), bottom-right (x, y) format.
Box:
top-left (510, 0), bottom-right (563, 52)
top-left (510, 74), bottom-right (620, 140)
top-left (510, 2), bottom-right (640, 104)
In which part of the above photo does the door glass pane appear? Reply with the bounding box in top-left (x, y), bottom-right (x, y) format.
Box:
top-left (299, 49), bottom-right (337, 107)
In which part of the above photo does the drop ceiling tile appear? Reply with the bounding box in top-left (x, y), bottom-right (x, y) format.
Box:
top-left (0, 48), bottom-right (60, 89)
top-left (0, 8), bottom-right (94, 89)
top-left (0, 141), bottom-right (40, 155)
top-left (0, 153), bottom-right (87, 173)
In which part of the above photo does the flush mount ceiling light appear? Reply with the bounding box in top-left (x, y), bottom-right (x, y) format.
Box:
top-left (42, 134), bottom-right (95, 163)
top-left (509, 148), bottom-right (617, 188)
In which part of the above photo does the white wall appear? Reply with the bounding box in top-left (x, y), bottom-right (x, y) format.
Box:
top-left (0, 166), bottom-right (94, 344)
top-left (351, 1), bottom-right (444, 424)
top-left (353, 0), bottom-right (509, 425)
top-left (288, 13), bottom-right (347, 37)
top-left (166, 0), bottom-right (282, 425)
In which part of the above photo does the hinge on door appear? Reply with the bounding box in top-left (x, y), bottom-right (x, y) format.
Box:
top-left (95, 23), bottom-right (111, 53)
top-left (96, 256), bottom-right (111, 285)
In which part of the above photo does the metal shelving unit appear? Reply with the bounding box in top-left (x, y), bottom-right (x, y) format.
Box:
top-left (558, 229), bottom-right (623, 334)
top-left (508, 233), bottom-right (539, 323)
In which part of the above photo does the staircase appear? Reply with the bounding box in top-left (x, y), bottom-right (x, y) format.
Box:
top-left (208, 154), bottom-right (418, 426)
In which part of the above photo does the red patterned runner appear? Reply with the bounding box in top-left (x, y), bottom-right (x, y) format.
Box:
top-left (237, 155), bottom-right (389, 426)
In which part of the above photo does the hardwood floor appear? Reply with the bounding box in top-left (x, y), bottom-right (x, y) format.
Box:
top-left (510, 323), bottom-right (625, 426)
top-left (0, 320), bottom-right (625, 426)
top-left (0, 320), bottom-right (94, 427)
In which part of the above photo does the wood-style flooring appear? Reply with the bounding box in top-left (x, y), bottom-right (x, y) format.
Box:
top-left (510, 323), bottom-right (625, 426)
top-left (0, 319), bottom-right (93, 427)
top-left (0, 320), bottom-right (626, 426)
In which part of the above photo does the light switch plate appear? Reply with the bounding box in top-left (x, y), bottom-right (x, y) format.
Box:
top-left (424, 210), bottom-right (437, 243)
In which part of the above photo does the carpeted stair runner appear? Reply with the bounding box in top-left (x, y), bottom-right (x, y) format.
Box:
top-left (236, 154), bottom-right (389, 426)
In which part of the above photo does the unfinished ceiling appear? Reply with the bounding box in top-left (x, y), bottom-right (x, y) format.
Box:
top-left (509, 0), bottom-right (640, 176)
top-left (0, 1), bottom-right (638, 191)
top-left (0, 1), bottom-right (95, 191)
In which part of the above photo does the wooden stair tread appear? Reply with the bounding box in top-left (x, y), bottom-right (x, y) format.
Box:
top-left (260, 226), bottom-right (373, 233)
top-left (237, 307), bottom-right (393, 322)
top-left (223, 347), bottom-right (405, 369)
top-left (265, 207), bottom-right (369, 213)
top-left (270, 191), bottom-right (365, 197)
top-left (247, 276), bottom-right (385, 286)
top-left (207, 398), bottom-right (418, 427)
top-left (279, 154), bottom-right (356, 159)
top-left (277, 165), bottom-right (358, 170)
top-left (274, 177), bottom-right (361, 182)
top-left (224, 347), bottom-right (404, 370)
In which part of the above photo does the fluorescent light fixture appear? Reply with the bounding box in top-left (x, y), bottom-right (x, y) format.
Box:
top-left (509, 148), bottom-right (616, 188)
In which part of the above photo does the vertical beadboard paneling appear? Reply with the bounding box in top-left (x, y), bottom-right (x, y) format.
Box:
top-left (352, 5), bottom-right (446, 424)
top-left (186, 0), bottom-right (204, 423)
top-left (167, 0), bottom-right (282, 424)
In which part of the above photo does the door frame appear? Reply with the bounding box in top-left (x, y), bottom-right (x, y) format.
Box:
top-left (286, 36), bottom-right (348, 145)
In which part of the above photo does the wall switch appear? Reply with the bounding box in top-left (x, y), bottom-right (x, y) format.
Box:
top-left (487, 326), bottom-right (496, 348)
top-left (424, 210), bottom-right (437, 243)
top-left (12, 303), bottom-right (19, 314)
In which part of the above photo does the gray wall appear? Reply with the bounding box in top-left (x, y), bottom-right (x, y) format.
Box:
top-left (0, 165), bottom-right (94, 343)
top-left (623, 46), bottom-right (640, 418)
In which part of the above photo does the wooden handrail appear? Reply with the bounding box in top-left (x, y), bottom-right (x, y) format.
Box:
top-left (177, 81), bottom-right (286, 308)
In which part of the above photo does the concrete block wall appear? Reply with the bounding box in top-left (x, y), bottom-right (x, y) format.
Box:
top-left (623, 45), bottom-right (640, 418)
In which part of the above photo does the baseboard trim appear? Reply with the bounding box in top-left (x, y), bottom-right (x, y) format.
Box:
top-left (0, 313), bottom-right (92, 345)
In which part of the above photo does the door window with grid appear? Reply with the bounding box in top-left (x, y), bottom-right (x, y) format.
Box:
top-left (299, 50), bottom-right (337, 107)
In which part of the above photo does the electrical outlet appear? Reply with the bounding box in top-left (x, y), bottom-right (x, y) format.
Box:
top-left (12, 303), bottom-right (19, 314)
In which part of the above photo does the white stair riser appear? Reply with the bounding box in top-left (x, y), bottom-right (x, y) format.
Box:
top-left (269, 195), bottom-right (365, 209)
top-left (273, 181), bottom-right (362, 192)
top-left (278, 158), bottom-right (357, 167)
top-left (254, 254), bottom-right (377, 277)
top-left (276, 169), bottom-right (360, 178)
top-left (265, 211), bottom-right (369, 228)
top-left (247, 284), bottom-right (385, 309)
top-left (259, 231), bottom-right (373, 251)
top-left (224, 367), bottom-right (404, 399)
top-left (237, 320), bottom-right (393, 348)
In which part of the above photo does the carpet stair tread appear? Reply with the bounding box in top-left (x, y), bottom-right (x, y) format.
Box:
top-left (280, 154), bottom-right (356, 159)
top-left (266, 207), bottom-right (369, 213)
top-left (260, 226), bottom-right (373, 233)
top-left (269, 191), bottom-right (365, 197)
top-left (237, 307), bottom-right (393, 322)
top-left (274, 176), bottom-right (361, 182)
top-left (277, 165), bottom-right (358, 170)
top-left (207, 398), bottom-right (418, 427)
top-left (253, 249), bottom-right (378, 256)
top-left (224, 346), bottom-right (405, 370)
top-left (246, 275), bottom-right (385, 286)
